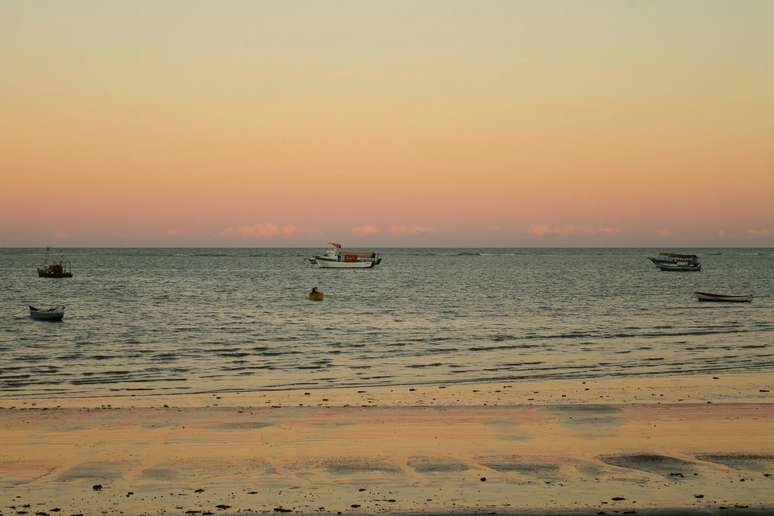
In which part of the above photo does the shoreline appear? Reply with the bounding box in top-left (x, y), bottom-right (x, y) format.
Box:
top-left (2, 372), bottom-right (773, 514)
top-left (2, 370), bottom-right (772, 409)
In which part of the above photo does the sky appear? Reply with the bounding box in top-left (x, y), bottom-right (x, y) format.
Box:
top-left (1, 0), bottom-right (773, 247)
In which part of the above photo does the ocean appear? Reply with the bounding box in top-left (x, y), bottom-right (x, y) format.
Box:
top-left (1, 248), bottom-right (772, 398)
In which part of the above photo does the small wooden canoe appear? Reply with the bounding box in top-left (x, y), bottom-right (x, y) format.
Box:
top-left (30, 305), bottom-right (65, 321)
top-left (308, 291), bottom-right (324, 301)
top-left (695, 292), bottom-right (752, 303)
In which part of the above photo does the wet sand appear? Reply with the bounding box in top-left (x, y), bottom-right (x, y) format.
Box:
top-left (1, 373), bottom-right (773, 515)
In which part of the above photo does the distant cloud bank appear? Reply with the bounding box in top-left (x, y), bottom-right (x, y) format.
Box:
top-left (219, 223), bottom-right (298, 240)
top-left (528, 224), bottom-right (621, 238)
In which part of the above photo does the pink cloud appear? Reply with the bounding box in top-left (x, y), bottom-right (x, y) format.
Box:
top-left (352, 224), bottom-right (380, 237)
top-left (746, 228), bottom-right (771, 237)
top-left (165, 228), bottom-right (190, 237)
top-left (529, 224), bottom-right (620, 238)
top-left (219, 223), bottom-right (298, 239)
top-left (388, 225), bottom-right (435, 236)
top-left (282, 224), bottom-right (298, 237)
top-left (656, 228), bottom-right (674, 237)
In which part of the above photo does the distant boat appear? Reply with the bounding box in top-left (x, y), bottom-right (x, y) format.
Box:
top-left (649, 252), bottom-right (701, 271)
top-left (695, 291), bottom-right (752, 303)
top-left (37, 247), bottom-right (73, 278)
top-left (308, 288), bottom-right (325, 301)
top-left (310, 243), bottom-right (381, 269)
top-left (29, 305), bottom-right (65, 321)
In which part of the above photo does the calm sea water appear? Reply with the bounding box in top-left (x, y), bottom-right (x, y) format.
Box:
top-left (1, 248), bottom-right (772, 398)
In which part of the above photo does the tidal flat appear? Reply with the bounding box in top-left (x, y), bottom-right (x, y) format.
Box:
top-left (1, 373), bottom-right (773, 514)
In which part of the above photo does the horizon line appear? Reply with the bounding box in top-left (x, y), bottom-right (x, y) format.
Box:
top-left (2, 245), bottom-right (772, 250)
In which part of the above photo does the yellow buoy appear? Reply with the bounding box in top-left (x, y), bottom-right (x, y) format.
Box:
top-left (309, 289), bottom-right (324, 301)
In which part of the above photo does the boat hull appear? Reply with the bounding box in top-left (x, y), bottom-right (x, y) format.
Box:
top-left (29, 306), bottom-right (65, 321)
top-left (655, 263), bottom-right (701, 272)
top-left (695, 292), bottom-right (752, 303)
top-left (314, 257), bottom-right (381, 269)
top-left (38, 269), bottom-right (73, 278)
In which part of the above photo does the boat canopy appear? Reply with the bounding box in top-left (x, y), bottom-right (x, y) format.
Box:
top-left (659, 252), bottom-right (698, 259)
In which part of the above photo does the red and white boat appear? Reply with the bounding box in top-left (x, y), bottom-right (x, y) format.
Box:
top-left (310, 243), bottom-right (381, 269)
top-left (37, 247), bottom-right (73, 278)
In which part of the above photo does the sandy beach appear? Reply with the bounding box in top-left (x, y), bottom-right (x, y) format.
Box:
top-left (2, 373), bottom-right (773, 515)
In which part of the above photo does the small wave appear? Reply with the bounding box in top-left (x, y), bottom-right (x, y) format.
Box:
top-left (255, 350), bottom-right (301, 356)
top-left (469, 344), bottom-right (541, 352)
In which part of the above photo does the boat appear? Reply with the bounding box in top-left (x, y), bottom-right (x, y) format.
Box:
top-left (37, 247), bottom-right (73, 278)
top-left (310, 243), bottom-right (381, 269)
top-left (655, 262), bottom-right (702, 272)
top-left (695, 291), bottom-right (752, 303)
top-left (308, 288), bottom-right (325, 301)
top-left (649, 252), bottom-right (700, 265)
top-left (649, 252), bottom-right (701, 271)
top-left (29, 305), bottom-right (65, 321)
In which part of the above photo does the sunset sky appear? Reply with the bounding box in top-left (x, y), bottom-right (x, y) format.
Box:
top-left (1, 1), bottom-right (772, 247)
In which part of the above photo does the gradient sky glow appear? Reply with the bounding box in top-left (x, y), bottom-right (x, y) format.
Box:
top-left (1, 1), bottom-right (773, 247)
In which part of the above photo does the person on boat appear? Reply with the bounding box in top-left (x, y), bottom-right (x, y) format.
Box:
top-left (310, 287), bottom-right (318, 294)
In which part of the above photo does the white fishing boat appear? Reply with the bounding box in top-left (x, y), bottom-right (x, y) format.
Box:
top-left (695, 291), bottom-right (752, 303)
top-left (29, 305), bottom-right (65, 321)
top-left (310, 243), bottom-right (381, 269)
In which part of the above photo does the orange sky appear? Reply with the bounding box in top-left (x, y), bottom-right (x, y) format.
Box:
top-left (1, 1), bottom-right (773, 246)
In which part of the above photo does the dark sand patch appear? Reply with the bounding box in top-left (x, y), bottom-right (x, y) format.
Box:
top-left (57, 461), bottom-right (129, 482)
top-left (407, 456), bottom-right (469, 473)
top-left (142, 421), bottom-right (177, 429)
top-left (600, 454), bottom-right (697, 478)
top-left (145, 458), bottom-right (276, 479)
top-left (478, 456), bottom-right (562, 478)
top-left (574, 462), bottom-right (652, 482)
top-left (695, 453), bottom-right (774, 472)
top-left (481, 418), bottom-right (520, 427)
top-left (549, 405), bottom-right (624, 430)
top-left (292, 457), bottom-right (402, 475)
top-left (206, 421), bottom-right (273, 430)
top-left (307, 420), bottom-right (357, 428)
top-left (498, 432), bottom-right (532, 441)
top-left (549, 405), bottom-right (623, 414)
top-left (140, 467), bottom-right (178, 480)
top-left (49, 425), bottom-right (89, 432)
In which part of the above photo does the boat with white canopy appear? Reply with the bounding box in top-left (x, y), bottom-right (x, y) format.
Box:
top-left (649, 252), bottom-right (701, 272)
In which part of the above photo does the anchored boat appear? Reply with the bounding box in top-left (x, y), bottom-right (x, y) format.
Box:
top-left (29, 305), bottom-right (65, 321)
top-left (695, 292), bottom-right (752, 303)
top-left (310, 243), bottom-right (381, 269)
top-left (37, 247), bottom-right (73, 278)
top-left (649, 252), bottom-right (701, 272)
